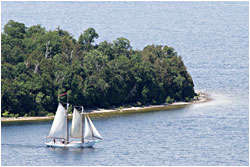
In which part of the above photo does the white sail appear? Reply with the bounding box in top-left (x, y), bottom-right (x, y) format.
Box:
top-left (84, 115), bottom-right (93, 140)
top-left (47, 103), bottom-right (67, 139)
top-left (70, 108), bottom-right (82, 138)
top-left (87, 115), bottom-right (102, 140)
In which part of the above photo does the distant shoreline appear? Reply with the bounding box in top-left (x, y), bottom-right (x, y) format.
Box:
top-left (1, 92), bottom-right (208, 123)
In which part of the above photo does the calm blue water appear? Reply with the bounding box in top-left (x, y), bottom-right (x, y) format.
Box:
top-left (1, 1), bottom-right (249, 166)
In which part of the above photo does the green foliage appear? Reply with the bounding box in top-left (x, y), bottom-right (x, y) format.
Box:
top-left (47, 112), bottom-right (54, 116)
top-left (185, 97), bottom-right (192, 102)
top-left (113, 37), bottom-right (131, 58)
top-left (4, 20), bottom-right (26, 39)
top-left (2, 112), bottom-right (19, 118)
top-left (68, 105), bottom-right (73, 114)
top-left (2, 110), bottom-right (9, 117)
top-left (151, 99), bottom-right (157, 105)
top-left (1, 20), bottom-right (195, 116)
top-left (9, 113), bottom-right (15, 117)
top-left (136, 101), bottom-right (142, 107)
top-left (165, 96), bottom-right (174, 104)
top-left (77, 27), bottom-right (98, 51)
top-left (28, 111), bottom-right (36, 116)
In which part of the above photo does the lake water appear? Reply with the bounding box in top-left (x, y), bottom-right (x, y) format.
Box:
top-left (1, 1), bottom-right (249, 166)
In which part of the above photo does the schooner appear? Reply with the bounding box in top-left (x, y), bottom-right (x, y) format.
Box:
top-left (45, 93), bottom-right (102, 148)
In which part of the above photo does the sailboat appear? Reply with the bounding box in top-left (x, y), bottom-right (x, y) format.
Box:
top-left (45, 103), bottom-right (102, 148)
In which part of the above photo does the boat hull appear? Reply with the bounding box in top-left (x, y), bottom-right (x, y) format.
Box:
top-left (45, 141), bottom-right (96, 148)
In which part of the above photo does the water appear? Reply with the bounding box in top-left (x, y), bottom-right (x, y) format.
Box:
top-left (1, 1), bottom-right (249, 166)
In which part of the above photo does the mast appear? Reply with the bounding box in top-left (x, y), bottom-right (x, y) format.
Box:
top-left (81, 106), bottom-right (84, 143)
top-left (66, 93), bottom-right (69, 143)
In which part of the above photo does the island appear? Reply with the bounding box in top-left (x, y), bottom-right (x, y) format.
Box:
top-left (2, 20), bottom-right (206, 122)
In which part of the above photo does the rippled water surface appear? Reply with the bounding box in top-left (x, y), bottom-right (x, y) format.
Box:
top-left (1, 1), bottom-right (249, 166)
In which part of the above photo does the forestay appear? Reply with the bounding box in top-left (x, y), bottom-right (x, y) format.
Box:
top-left (70, 108), bottom-right (82, 138)
top-left (47, 103), bottom-right (67, 139)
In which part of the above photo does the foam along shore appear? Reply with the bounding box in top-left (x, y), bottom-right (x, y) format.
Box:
top-left (1, 92), bottom-right (208, 123)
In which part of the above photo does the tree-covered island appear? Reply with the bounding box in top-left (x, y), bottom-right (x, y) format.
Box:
top-left (1, 20), bottom-right (196, 117)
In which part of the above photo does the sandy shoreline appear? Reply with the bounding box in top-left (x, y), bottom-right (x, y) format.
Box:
top-left (1, 92), bottom-right (208, 123)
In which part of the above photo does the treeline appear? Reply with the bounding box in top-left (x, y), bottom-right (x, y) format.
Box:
top-left (1, 20), bottom-right (196, 117)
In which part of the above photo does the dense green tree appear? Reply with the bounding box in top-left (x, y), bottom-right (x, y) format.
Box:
top-left (77, 27), bottom-right (99, 51)
top-left (1, 33), bottom-right (25, 65)
top-left (1, 20), bottom-right (195, 117)
top-left (4, 20), bottom-right (26, 39)
top-left (113, 37), bottom-right (131, 58)
top-left (97, 41), bottom-right (115, 60)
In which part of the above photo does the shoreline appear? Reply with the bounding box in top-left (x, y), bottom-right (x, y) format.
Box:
top-left (1, 92), bottom-right (208, 123)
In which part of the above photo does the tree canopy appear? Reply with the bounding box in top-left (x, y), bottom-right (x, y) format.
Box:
top-left (1, 20), bottom-right (196, 117)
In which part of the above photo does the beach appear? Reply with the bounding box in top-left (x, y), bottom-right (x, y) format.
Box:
top-left (1, 92), bottom-right (208, 123)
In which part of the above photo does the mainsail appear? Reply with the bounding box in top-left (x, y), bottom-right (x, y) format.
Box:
top-left (47, 103), bottom-right (67, 139)
top-left (70, 108), bottom-right (83, 138)
top-left (84, 115), bottom-right (102, 140)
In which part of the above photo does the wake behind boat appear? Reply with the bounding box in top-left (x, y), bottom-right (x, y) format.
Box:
top-left (45, 94), bottom-right (102, 148)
